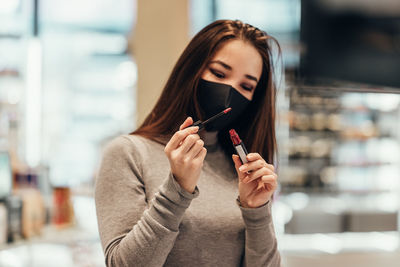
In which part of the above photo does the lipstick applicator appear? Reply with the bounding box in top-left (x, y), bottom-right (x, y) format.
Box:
top-left (229, 129), bottom-right (265, 190)
top-left (192, 107), bottom-right (232, 131)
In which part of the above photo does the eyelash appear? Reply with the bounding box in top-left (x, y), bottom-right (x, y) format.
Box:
top-left (241, 84), bottom-right (253, 91)
top-left (209, 68), bottom-right (254, 91)
top-left (210, 68), bottom-right (224, 79)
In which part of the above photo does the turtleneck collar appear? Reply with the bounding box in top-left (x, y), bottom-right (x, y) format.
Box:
top-left (200, 130), bottom-right (219, 153)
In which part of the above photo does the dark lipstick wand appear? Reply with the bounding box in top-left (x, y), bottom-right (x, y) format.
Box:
top-left (191, 107), bottom-right (232, 131)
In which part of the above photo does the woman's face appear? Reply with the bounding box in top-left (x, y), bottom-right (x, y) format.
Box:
top-left (201, 39), bottom-right (263, 101)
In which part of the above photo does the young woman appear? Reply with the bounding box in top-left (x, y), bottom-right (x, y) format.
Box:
top-left (95, 20), bottom-right (281, 266)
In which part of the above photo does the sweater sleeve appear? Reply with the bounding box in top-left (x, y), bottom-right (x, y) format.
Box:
top-left (239, 201), bottom-right (281, 267)
top-left (95, 136), bottom-right (199, 267)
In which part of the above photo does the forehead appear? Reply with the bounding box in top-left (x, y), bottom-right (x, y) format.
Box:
top-left (210, 39), bottom-right (263, 80)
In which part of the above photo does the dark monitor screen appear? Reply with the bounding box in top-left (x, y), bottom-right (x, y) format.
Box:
top-left (299, 0), bottom-right (400, 88)
top-left (0, 152), bottom-right (12, 199)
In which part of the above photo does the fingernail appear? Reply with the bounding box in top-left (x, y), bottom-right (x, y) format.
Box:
top-left (239, 165), bottom-right (246, 172)
top-left (242, 176), bottom-right (249, 183)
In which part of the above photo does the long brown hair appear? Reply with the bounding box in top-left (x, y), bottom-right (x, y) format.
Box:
top-left (132, 20), bottom-right (281, 164)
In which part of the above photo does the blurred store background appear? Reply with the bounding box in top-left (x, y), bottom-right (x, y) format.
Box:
top-left (0, 0), bottom-right (399, 266)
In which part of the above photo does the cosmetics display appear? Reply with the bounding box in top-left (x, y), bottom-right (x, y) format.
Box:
top-left (5, 195), bottom-right (23, 243)
top-left (0, 203), bottom-right (7, 244)
top-left (280, 87), bottom-right (400, 193)
top-left (0, 3), bottom-right (27, 245)
top-left (18, 188), bottom-right (46, 238)
top-left (0, 152), bottom-right (12, 199)
top-left (274, 85), bottom-right (400, 235)
top-left (0, 1), bottom-right (134, 262)
top-left (52, 187), bottom-right (74, 227)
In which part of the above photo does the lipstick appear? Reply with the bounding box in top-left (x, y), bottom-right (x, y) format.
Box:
top-left (229, 129), bottom-right (248, 164)
top-left (229, 129), bottom-right (265, 190)
top-left (192, 107), bottom-right (232, 131)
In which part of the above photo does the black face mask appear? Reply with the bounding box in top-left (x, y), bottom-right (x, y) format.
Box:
top-left (196, 79), bottom-right (250, 131)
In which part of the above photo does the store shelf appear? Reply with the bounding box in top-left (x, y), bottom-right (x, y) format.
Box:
top-left (281, 86), bottom-right (400, 194)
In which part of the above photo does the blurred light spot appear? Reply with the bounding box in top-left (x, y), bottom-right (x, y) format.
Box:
top-left (113, 61), bottom-right (137, 89)
top-left (311, 234), bottom-right (342, 254)
top-left (0, 0), bottom-right (19, 14)
top-left (285, 192), bottom-right (309, 210)
top-left (7, 87), bottom-right (21, 104)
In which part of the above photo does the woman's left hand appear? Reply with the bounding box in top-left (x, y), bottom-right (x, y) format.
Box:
top-left (232, 153), bottom-right (278, 208)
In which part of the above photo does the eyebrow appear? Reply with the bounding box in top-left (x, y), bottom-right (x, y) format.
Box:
top-left (209, 60), bottom-right (259, 83)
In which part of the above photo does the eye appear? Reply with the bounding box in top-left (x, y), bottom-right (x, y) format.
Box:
top-left (241, 84), bottom-right (254, 91)
top-left (210, 68), bottom-right (225, 79)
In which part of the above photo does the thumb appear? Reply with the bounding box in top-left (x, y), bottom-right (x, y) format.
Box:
top-left (179, 117), bottom-right (194, 130)
top-left (232, 154), bottom-right (245, 180)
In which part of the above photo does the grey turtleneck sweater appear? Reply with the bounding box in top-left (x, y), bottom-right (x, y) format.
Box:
top-left (95, 132), bottom-right (281, 267)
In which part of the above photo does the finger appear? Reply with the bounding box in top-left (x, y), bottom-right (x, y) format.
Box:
top-left (245, 153), bottom-right (275, 171)
top-left (242, 168), bottom-right (264, 184)
top-left (255, 175), bottom-right (276, 191)
top-left (257, 180), bottom-right (266, 191)
top-left (243, 168), bottom-right (274, 184)
top-left (238, 159), bottom-right (265, 173)
top-left (243, 166), bottom-right (275, 182)
top-left (177, 117), bottom-right (194, 146)
top-left (260, 175), bottom-right (278, 190)
top-left (165, 126), bottom-right (199, 152)
top-left (265, 163), bottom-right (275, 172)
top-left (177, 134), bottom-right (200, 154)
top-left (232, 154), bottom-right (242, 171)
top-left (193, 147), bottom-right (207, 163)
top-left (232, 155), bottom-right (246, 180)
top-left (179, 117), bottom-right (194, 130)
top-left (260, 174), bottom-right (277, 184)
top-left (187, 139), bottom-right (204, 159)
top-left (246, 153), bottom-right (262, 162)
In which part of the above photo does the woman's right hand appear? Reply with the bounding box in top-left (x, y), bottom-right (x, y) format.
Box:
top-left (164, 117), bottom-right (207, 193)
